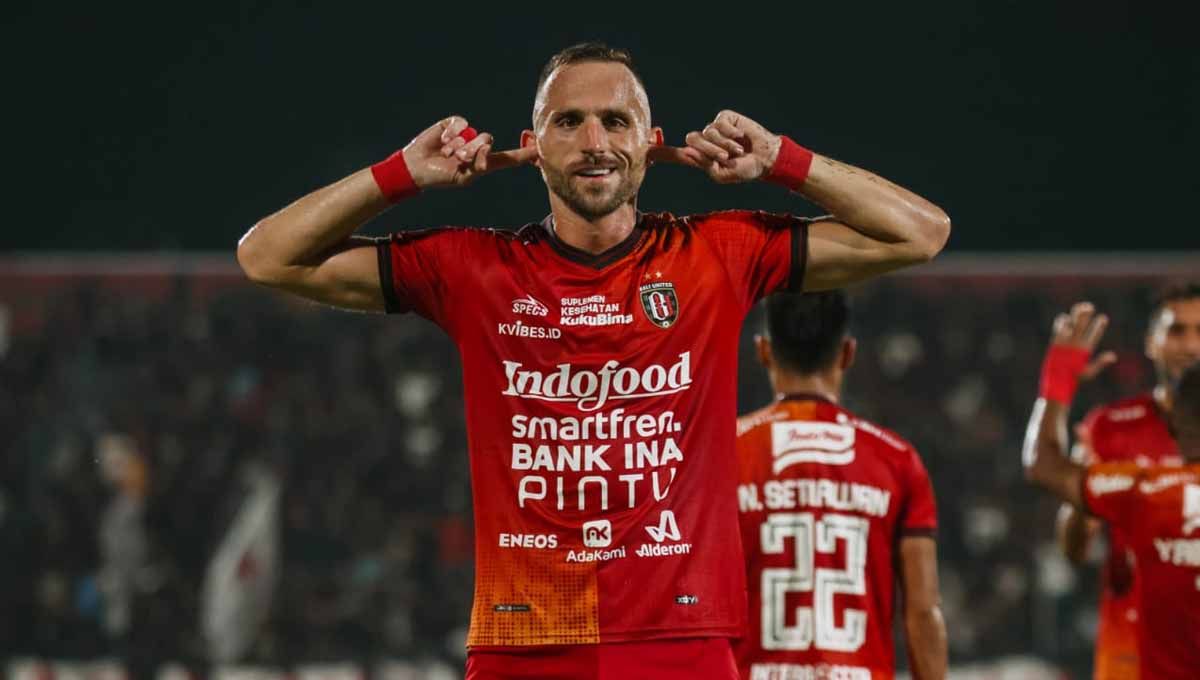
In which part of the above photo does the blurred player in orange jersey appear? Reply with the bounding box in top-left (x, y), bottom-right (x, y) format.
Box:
top-left (1050, 285), bottom-right (1200, 679)
top-left (1025, 302), bottom-right (1200, 679)
top-left (734, 290), bottom-right (947, 680)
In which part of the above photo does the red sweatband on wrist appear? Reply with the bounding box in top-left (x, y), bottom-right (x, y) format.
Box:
top-left (1039, 345), bottom-right (1091, 403)
top-left (764, 136), bottom-right (815, 191)
top-left (371, 149), bottom-right (420, 203)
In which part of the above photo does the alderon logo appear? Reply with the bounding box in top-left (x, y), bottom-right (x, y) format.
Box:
top-left (501, 352), bottom-right (693, 412)
top-left (770, 421), bottom-right (856, 473)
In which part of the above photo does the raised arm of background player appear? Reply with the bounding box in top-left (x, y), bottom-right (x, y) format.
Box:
top-left (1023, 302), bottom-right (1117, 508)
top-left (1051, 315), bottom-right (1118, 562)
top-left (668, 110), bottom-right (952, 290)
top-left (899, 536), bottom-right (948, 680)
top-left (1055, 421), bottom-right (1112, 563)
top-left (236, 117), bottom-right (536, 311)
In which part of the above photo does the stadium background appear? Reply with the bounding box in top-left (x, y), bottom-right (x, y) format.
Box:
top-left (2, 2), bottom-right (1197, 679)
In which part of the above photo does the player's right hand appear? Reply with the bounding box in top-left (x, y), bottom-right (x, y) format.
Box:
top-left (402, 116), bottom-right (538, 189)
top-left (1050, 301), bottom-right (1118, 381)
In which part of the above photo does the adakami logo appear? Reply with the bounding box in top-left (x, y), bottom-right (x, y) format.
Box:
top-left (582, 519), bottom-right (612, 548)
top-left (512, 294), bottom-right (549, 317)
top-left (501, 352), bottom-right (693, 412)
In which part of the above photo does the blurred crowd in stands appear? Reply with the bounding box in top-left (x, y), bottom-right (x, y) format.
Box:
top-left (0, 267), bottom-right (1170, 678)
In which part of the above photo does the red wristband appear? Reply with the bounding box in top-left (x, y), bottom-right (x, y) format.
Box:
top-left (764, 136), bottom-right (815, 191)
top-left (371, 149), bottom-right (420, 203)
top-left (1039, 345), bottom-right (1091, 403)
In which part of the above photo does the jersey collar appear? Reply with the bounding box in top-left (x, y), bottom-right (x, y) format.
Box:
top-left (539, 212), bottom-right (647, 270)
top-left (777, 392), bottom-right (836, 405)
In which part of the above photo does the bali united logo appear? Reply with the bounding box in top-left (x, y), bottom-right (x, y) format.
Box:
top-left (639, 281), bottom-right (679, 329)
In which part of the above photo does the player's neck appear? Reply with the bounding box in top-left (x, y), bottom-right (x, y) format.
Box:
top-left (772, 372), bottom-right (840, 404)
top-left (548, 199), bottom-right (639, 255)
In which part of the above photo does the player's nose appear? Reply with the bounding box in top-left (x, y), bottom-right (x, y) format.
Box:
top-left (581, 116), bottom-right (608, 152)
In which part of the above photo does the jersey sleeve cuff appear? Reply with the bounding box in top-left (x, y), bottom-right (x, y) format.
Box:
top-left (901, 527), bottom-right (938, 539)
top-left (787, 220), bottom-right (810, 292)
top-left (375, 237), bottom-right (404, 314)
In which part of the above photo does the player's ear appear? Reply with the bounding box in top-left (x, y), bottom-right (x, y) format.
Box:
top-left (754, 334), bottom-right (773, 370)
top-left (840, 336), bottom-right (857, 371)
top-left (520, 130), bottom-right (541, 168)
top-left (651, 127), bottom-right (664, 147)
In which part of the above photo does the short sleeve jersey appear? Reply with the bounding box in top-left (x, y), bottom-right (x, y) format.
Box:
top-left (1083, 463), bottom-right (1200, 680)
top-left (377, 210), bottom-right (811, 647)
top-left (1077, 394), bottom-right (1180, 679)
top-left (732, 396), bottom-right (937, 680)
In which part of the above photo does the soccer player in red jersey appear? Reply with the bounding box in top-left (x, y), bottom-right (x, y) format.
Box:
top-left (734, 291), bottom-right (946, 680)
top-left (1025, 303), bottom-right (1200, 679)
top-left (1050, 286), bottom-right (1199, 679)
top-left (237, 42), bottom-right (950, 679)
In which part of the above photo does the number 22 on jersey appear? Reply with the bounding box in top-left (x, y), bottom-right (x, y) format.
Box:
top-left (760, 511), bottom-right (869, 652)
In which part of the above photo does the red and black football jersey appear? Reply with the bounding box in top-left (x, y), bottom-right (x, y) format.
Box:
top-left (733, 397), bottom-right (937, 680)
top-left (378, 210), bottom-right (811, 647)
top-left (1084, 462), bottom-right (1200, 679)
top-left (1077, 394), bottom-right (1179, 680)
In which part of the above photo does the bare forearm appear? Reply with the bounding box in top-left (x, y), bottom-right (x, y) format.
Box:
top-left (1022, 398), bottom-right (1084, 507)
top-left (238, 168), bottom-right (388, 281)
top-left (905, 607), bottom-right (948, 680)
top-left (799, 155), bottom-right (950, 260)
top-left (1056, 503), bottom-right (1095, 563)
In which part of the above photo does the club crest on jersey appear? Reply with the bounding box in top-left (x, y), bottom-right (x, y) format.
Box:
top-left (639, 281), bottom-right (679, 328)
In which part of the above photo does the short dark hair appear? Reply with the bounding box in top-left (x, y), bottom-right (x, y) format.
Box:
top-left (536, 42), bottom-right (645, 98)
top-left (1172, 362), bottom-right (1200, 459)
top-left (764, 290), bottom-right (851, 375)
top-left (1151, 281), bottom-right (1200, 326)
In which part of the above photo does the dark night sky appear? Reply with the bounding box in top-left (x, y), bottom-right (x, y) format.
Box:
top-left (5, 1), bottom-right (1196, 252)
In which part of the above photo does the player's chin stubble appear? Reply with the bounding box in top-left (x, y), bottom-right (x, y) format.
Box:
top-left (544, 163), bottom-right (645, 220)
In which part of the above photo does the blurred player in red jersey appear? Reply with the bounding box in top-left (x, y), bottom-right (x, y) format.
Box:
top-left (1049, 285), bottom-right (1200, 679)
top-left (237, 42), bottom-right (950, 680)
top-left (734, 291), bottom-right (947, 680)
top-left (1025, 302), bottom-right (1200, 679)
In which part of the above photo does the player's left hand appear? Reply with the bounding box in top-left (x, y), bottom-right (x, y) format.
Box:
top-left (1050, 302), bottom-right (1118, 380)
top-left (678, 110), bottom-right (782, 184)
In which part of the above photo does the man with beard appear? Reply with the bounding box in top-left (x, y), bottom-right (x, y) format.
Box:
top-left (1048, 286), bottom-right (1200, 679)
top-left (1025, 304), bottom-right (1200, 679)
top-left (237, 43), bottom-right (950, 680)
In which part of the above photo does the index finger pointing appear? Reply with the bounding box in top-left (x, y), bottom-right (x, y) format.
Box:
top-left (484, 145), bottom-right (539, 172)
top-left (648, 144), bottom-right (705, 168)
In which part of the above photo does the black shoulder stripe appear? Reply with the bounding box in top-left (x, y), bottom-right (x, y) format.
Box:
top-left (788, 221), bottom-right (810, 291)
top-left (375, 237), bottom-right (402, 314)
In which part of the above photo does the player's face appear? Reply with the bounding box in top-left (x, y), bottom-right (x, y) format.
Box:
top-left (529, 62), bottom-right (656, 220)
top-left (1147, 297), bottom-right (1200, 384)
